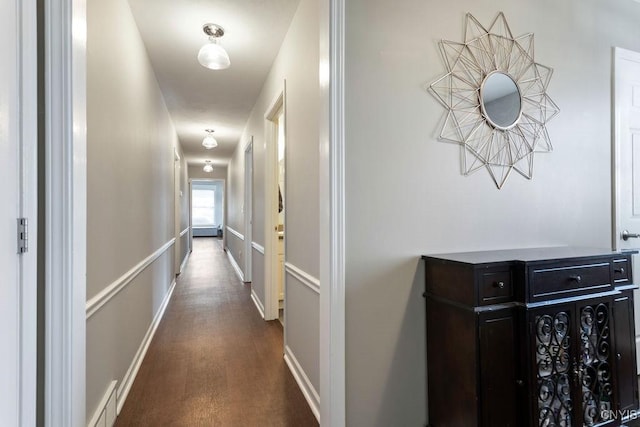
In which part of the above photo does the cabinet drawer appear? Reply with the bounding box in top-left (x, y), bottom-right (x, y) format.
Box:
top-left (529, 262), bottom-right (612, 302)
top-left (613, 258), bottom-right (631, 284)
top-left (480, 270), bottom-right (513, 305)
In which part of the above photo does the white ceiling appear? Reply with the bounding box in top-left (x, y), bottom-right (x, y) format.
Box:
top-left (127, 0), bottom-right (301, 166)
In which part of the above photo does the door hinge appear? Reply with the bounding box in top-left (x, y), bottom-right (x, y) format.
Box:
top-left (17, 218), bottom-right (28, 254)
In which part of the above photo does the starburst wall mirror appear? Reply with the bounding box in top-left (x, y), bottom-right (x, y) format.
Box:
top-left (429, 12), bottom-right (559, 188)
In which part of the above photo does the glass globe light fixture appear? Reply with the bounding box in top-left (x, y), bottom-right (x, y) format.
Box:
top-left (202, 129), bottom-right (218, 149)
top-left (198, 24), bottom-right (230, 70)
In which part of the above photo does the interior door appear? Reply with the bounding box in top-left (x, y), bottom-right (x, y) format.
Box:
top-left (0, 0), bottom-right (37, 424)
top-left (612, 47), bottom-right (640, 374)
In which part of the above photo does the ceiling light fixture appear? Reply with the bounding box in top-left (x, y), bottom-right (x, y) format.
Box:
top-left (202, 129), bottom-right (218, 149)
top-left (198, 24), bottom-right (230, 70)
top-left (203, 160), bottom-right (214, 173)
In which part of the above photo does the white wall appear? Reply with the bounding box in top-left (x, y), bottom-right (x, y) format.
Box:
top-left (344, 0), bottom-right (640, 425)
top-left (226, 0), bottom-right (320, 407)
top-left (86, 0), bottom-right (182, 420)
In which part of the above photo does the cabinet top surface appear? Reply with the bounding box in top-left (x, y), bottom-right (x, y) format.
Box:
top-left (422, 246), bottom-right (636, 265)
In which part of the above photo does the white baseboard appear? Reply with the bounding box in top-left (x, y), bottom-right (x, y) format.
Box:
top-left (226, 249), bottom-right (245, 282)
top-left (116, 279), bottom-right (177, 414)
top-left (284, 345), bottom-right (320, 422)
top-left (179, 249), bottom-right (190, 274)
top-left (251, 289), bottom-right (265, 319)
top-left (88, 380), bottom-right (117, 427)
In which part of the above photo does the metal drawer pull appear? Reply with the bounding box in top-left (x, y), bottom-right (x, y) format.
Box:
top-left (569, 275), bottom-right (582, 283)
top-left (494, 281), bottom-right (505, 289)
top-left (622, 230), bottom-right (640, 240)
top-left (615, 267), bottom-right (625, 274)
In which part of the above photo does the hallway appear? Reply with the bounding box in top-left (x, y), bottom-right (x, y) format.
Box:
top-left (115, 238), bottom-right (318, 426)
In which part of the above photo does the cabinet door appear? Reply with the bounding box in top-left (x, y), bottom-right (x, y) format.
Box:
top-left (575, 299), bottom-right (616, 426)
top-left (529, 304), bottom-right (576, 427)
top-left (479, 308), bottom-right (519, 426)
top-left (613, 291), bottom-right (639, 413)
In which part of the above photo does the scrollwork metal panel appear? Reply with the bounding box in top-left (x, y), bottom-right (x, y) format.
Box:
top-left (536, 312), bottom-right (573, 426)
top-left (579, 303), bottom-right (613, 426)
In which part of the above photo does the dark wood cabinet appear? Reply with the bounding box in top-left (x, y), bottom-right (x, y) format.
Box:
top-left (423, 248), bottom-right (638, 427)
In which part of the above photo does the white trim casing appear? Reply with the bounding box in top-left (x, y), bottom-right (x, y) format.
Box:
top-left (18, 0), bottom-right (38, 425)
top-left (251, 241), bottom-right (265, 254)
top-left (116, 279), bottom-right (177, 414)
top-left (226, 225), bottom-right (245, 241)
top-left (264, 87), bottom-right (286, 322)
top-left (45, 0), bottom-right (87, 425)
top-left (285, 263), bottom-right (320, 294)
top-left (179, 227), bottom-right (189, 238)
top-left (226, 249), bottom-right (245, 282)
top-left (251, 289), bottom-right (265, 319)
top-left (319, 0), bottom-right (346, 424)
top-left (284, 346), bottom-right (320, 422)
top-left (85, 238), bottom-right (176, 318)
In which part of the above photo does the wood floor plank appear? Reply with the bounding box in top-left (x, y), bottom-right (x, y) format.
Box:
top-left (114, 237), bottom-right (318, 427)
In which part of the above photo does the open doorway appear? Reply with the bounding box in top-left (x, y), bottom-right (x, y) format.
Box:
top-left (191, 179), bottom-right (225, 243)
top-left (265, 87), bottom-right (286, 324)
top-left (276, 109), bottom-right (285, 325)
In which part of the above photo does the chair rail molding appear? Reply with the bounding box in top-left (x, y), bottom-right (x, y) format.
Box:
top-left (252, 241), bottom-right (265, 255)
top-left (226, 225), bottom-right (245, 241)
top-left (85, 238), bottom-right (176, 318)
top-left (285, 263), bottom-right (320, 295)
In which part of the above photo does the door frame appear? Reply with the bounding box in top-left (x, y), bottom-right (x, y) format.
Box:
top-left (45, 0), bottom-right (87, 425)
top-left (52, 0), bottom-right (347, 425)
top-left (12, 0), bottom-right (39, 424)
top-left (244, 137), bottom-right (254, 282)
top-left (319, 0), bottom-right (347, 424)
top-left (264, 87), bottom-right (285, 321)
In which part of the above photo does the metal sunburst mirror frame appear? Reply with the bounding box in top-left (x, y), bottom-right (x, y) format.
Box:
top-left (428, 12), bottom-right (559, 189)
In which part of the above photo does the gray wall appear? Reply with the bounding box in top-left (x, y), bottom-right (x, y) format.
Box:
top-left (86, 0), bottom-right (180, 419)
top-left (344, 0), bottom-right (640, 425)
top-left (226, 149), bottom-right (246, 273)
top-left (227, 0), bottom-right (320, 398)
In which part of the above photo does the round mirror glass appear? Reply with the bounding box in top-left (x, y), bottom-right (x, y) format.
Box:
top-left (480, 72), bottom-right (522, 129)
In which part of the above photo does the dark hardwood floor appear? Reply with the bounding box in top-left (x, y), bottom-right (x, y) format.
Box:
top-left (115, 237), bottom-right (318, 427)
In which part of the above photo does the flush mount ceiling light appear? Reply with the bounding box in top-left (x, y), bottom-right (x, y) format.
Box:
top-left (202, 129), bottom-right (218, 149)
top-left (203, 160), bottom-right (214, 173)
top-left (198, 23), bottom-right (230, 70)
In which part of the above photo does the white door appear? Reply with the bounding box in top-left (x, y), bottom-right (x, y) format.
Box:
top-left (0, 0), bottom-right (37, 424)
top-left (613, 47), bottom-right (640, 374)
